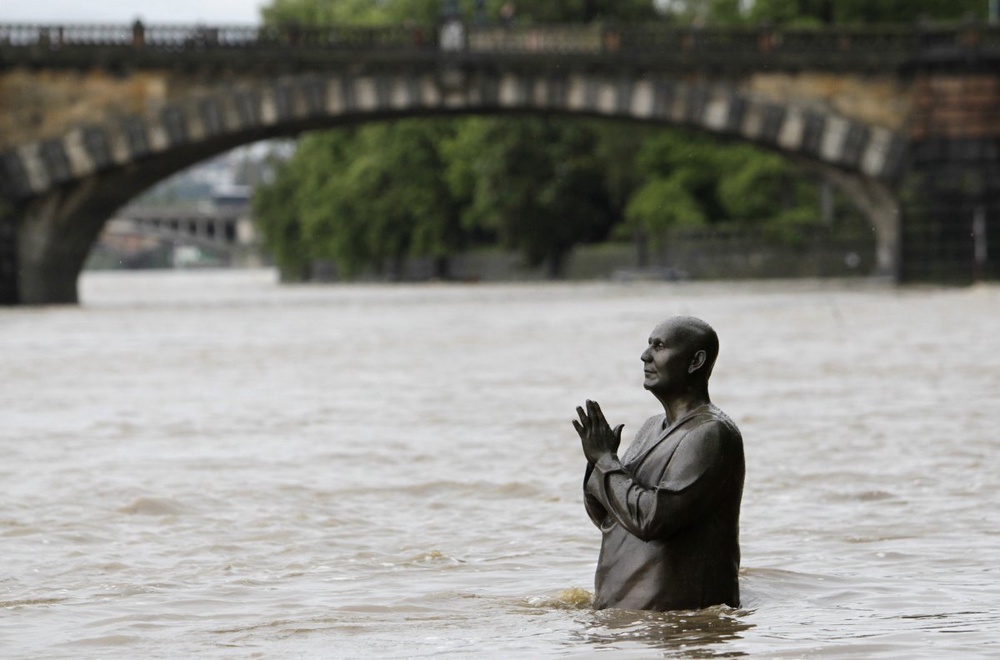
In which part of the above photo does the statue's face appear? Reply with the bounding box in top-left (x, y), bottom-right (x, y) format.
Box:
top-left (641, 321), bottom-right (691, 394)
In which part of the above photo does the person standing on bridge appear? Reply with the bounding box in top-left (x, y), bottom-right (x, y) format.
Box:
top-left (573, 316), bottom-right (745, 611)
top-left (500, 2), bottom-right (516, 29)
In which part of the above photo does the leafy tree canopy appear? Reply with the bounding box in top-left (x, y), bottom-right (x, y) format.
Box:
top-left (261, 0), bottom-right (444, 26)
top-left (444, 118), bottom-right (615, 276)
top-left (658, 0), bottom-right (989, 25)
top-left (253, 0), bottom-right (896, 281)
top-left (262, 0), bottom-right (663, 26)
top-left (771, 0), bottom-right (987, 24)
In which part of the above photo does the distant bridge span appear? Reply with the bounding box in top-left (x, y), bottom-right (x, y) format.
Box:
top-left (1, 21), bottom-right (998, 303)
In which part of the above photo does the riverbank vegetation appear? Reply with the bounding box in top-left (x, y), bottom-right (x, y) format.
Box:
top-left (253, 0), bottom-right (989, 280)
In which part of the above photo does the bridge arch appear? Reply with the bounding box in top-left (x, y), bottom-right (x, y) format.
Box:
top-left (0, 70), bottom-right (907, 304)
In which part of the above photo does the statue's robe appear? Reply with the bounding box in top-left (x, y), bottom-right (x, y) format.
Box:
top-left (584, 404), bottom-right (744, 611)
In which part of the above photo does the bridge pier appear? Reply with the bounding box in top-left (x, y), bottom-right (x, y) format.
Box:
top-left (816, 166), bottom-right (902, 279)
top-left (900, 138), bottom-right (1000, 282)
top-left (15, 180), bottom-right (111, 304)
top-left (899, 69), bottom-right (1000, 282)
top-left (0, 208), bottom-right (17, 304)
top-left (2, 136), bottom-right (254, 304)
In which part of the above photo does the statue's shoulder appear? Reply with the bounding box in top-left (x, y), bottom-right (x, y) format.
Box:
top-left (695, 405), bottom-right (743, 441)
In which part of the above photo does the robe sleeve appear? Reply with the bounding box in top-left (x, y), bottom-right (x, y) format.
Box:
top-left (581, 415), bottom-right (657, 529)
top-left (583, 462), bottom-right (608, 527)
top-left (587, 419), bottom-right (735, 543)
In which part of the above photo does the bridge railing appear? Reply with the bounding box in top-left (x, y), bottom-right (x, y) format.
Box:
top-left (0, 23), bottom-right (435, 50)
top-left (1, 21), bottom-right (997, 62)
top-left (468, 25), bottom-right (604, 53)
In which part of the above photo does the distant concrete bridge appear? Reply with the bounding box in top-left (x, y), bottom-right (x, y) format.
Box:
top-left (99, 203), bottom-right (260, 265)
top-left (1, 21), bottom-right (998, 303)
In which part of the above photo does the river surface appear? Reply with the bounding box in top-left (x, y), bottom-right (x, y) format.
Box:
top-left (2, 270), bottom-right (998, 658)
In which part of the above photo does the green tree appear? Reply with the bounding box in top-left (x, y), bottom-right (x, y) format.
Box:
top-left (626, 174), bottom-right (709, 237)
top-left (290, 120), bottom-right (463, 279)
top-left (257, 0), bottom-right (924, 283)
top-left (625, 130), bottom-right (723, 242)
top-left (746, 0), bottom-right (988, 24)
top-left (254, 0), bottom-right (660, 280)
top-left (261, 0), bottom-right (444, 26)
top-left (253, 155), bottom-right (312, 281)
top-left (260, 0), bottom-right (665, 28)
top-left (592, 121), bottom-right (651, 224)
top-left (624, 128), bottom-right (829, 245)
top-left (716, 145), bottom-right (826, 242)
top-left (499, 0), bottom-right (661, 23)
top-left (446, 118), bottom-right (612, 276)
top-left (661, 0), bottom-right (989, 25)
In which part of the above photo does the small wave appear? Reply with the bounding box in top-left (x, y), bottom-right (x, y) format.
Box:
top-left (0, 597), bottom-right (67, 609)
top-left (845, 534), bottom-right (915, 543)
top-left (405, 550), bottom-right (465, 565)
top-left (117, 497), bottom-right (189, 516)
top-left (352, 480), bottom-right (544, 499)
top-left (823, 489), bottom-right (899, 502)
top-left (855, 490), bottom-right (899, 501)
top-left (59, 634), bottom-right (141, 647)
top-left (738, 567), bottom-right (847, 607)
top-left (0, 519), bottom-right (35, 538)
top-left (494, 481), bottom-right (544, 498)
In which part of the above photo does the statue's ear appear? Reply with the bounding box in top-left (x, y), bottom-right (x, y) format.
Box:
top-left (688, 350), bottom-right (707, 374)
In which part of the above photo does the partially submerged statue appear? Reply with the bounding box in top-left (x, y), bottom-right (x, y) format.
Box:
top-left (573, 316), bottom-right (744, 611)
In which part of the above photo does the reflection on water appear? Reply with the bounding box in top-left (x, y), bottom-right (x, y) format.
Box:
top-left (577, 606), bottom-right (753, 657)
top-left (521, 586), bottom-right (754, 656)
top-left (2, 270), bottom-right (999, 657)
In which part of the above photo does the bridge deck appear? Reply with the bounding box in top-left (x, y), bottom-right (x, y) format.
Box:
top-left (2, 22), bottom-right (999, 73)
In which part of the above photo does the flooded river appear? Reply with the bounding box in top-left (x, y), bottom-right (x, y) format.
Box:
top-left (2, 270), bottom-right (998, 657)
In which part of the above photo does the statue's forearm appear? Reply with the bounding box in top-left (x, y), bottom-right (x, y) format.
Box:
top-left (590, 456), bottom-right (713, 543)
top-left (583, 463), bottom-right (608, 526)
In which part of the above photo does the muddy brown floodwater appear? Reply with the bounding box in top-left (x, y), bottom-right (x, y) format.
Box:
top-left (2, 270), bottom-right (998, 657)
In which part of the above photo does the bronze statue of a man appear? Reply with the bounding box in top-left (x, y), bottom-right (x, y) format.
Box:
top-left (573, 316), bottom-right (744, 611)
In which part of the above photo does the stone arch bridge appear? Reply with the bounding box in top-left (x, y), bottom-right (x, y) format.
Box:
top-left (1, 21), bottom-right (998, 304)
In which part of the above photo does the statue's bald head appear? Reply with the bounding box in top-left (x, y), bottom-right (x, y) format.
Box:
top-left (657, 316), bottom-right (720, 383)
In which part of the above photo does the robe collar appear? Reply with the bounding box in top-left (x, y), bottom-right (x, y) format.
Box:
top-left (624, 404), bottom-right (713, 467)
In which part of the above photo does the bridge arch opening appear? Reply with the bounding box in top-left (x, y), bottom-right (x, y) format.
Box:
top-left (1, 71), bottom-right (906, 304)
top-left (97, 118), bottom-right (883, 283)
